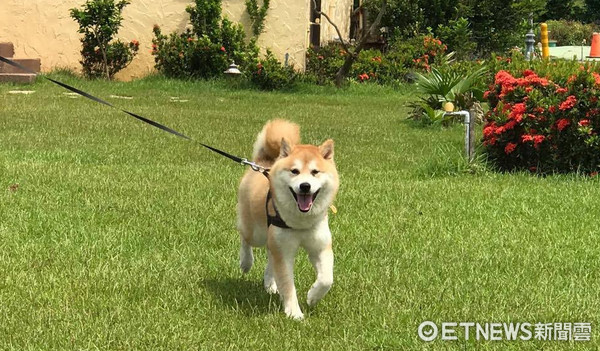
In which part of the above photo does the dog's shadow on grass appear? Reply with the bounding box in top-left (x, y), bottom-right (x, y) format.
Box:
top-left (202, 277), bottom-right (279, 316)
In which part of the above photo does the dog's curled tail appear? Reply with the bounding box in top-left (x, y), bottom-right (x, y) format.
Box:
top-left (252, 119), bottom-right (300, 162)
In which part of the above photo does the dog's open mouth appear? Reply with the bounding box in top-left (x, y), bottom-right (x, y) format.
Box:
top-left (290, 188), bottom-right (319, 213)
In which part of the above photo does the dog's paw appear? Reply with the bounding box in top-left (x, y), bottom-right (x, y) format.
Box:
top-left (264, 280), bottom-right (278, 294)
top-left (307, 288), bottom-right (323, 307)
top-left (239, 256), bottom-right (253, 274)
top-left (307, 293), bottom-right (322, 307)
top-left (285, 307), bottom-right (304, 320)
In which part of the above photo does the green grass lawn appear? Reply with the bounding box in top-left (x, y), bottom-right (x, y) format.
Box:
top-left (1, 74), bottom-right (599, 350)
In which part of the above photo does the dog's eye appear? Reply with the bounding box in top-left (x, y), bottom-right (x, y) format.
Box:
top-left (291, 169), bottom-right (300, 175)
top-left (311, 169), bottom-right (320, 176)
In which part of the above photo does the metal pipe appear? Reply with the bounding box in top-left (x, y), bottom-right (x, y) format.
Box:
top-left (444, 110), bottom-right (473, 162)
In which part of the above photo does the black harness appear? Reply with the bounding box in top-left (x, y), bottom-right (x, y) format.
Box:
top-left (265, 190), bottom-right (291, 229)
top-left (260, 171), bottom-right (291, 229)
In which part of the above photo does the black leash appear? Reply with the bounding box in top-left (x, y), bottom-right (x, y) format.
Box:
top-left (0, 55), bottom-right (268, 173)
top-left (1, 55), bottom-right (287, 226)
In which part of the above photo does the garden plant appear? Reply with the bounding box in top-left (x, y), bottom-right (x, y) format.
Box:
top-left (70, 0), bottom-right (139, 79)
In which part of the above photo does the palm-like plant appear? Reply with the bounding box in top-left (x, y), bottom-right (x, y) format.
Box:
top-left (409, 65), bottom-right (487, 125)
top-left (414, 66), bottom-right (487, 111)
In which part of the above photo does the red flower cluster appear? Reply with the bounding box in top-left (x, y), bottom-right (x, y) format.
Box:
top-left (505, 143), bottom-right (517, 154)
top-left (491, 70), bottom-right (549, 100)
top-left (482, 70), bottom-right (553, 147)
top-left (556, 118), bottom-right (570, 131)
top-left (579, 119), bottom-right (591, 127)
top-left (559, 95), bottom-right (577, 111)
top-left (411, 35), bottom-right (446, 72)
top-left (483, 66), bottom-right (600, 173)
top-left (484, 66), bottom-right (600, 173)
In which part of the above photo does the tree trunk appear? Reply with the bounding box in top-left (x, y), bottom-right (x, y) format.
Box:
top-left (333, 0), bottom-right (387, 87)
top-left (335, 53), bottom-right (358, 87)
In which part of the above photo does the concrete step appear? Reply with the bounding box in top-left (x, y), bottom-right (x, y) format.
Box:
top-left (0, 58), bottom-right (41, 73)
top-left (0, 73), bottom-right (37, 84)
top-left (0, 42), bottom-right (14, 58)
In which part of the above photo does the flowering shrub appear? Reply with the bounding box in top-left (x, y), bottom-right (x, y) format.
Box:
top-left (305, 43), bottom-right (346, 85)
top-left (351, 49), bottom-right (405, 85)
top-left (152, 26), bottom-right (230, 79)
top-left (70, 0), bottom-right (139, 79)
top-left (152, 0), bottom-right (258, 79)
top-left (483, 66), bottom-right (600, 174)
top-left (304, 35), bottom-right (446, 85)
top-left (411, 35), bottom-right (447, 72)
top-left (247, 50), bottom-right (296, 90)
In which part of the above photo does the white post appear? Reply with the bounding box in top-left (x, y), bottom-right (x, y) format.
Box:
top-left (443, 109), bottom-right (473, 163)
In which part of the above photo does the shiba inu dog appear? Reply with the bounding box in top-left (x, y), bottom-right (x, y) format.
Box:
top-left (236, 119), bottom-right (339, 320)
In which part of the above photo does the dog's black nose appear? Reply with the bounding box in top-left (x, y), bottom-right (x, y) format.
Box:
top-left (299, 182), bottom-right (311, 193)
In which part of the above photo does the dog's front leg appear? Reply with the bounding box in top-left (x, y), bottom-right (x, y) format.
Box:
top-left (307, 243), bottom-right (334, 307)
top-left (268, 231), bottom-right (303, 320)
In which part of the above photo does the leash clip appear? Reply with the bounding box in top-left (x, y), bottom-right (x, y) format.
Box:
top-left (241, 158), bottom-right (268, 173)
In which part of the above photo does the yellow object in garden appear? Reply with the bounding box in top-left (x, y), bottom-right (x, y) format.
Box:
top-left (540, 23), bottom-right (549, 59)
top-left (443, 102), bottom-right (455, 112)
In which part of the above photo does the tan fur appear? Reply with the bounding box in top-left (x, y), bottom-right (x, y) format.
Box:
top-left (252, 119), bottom-right (300, 163)
top-left (237, 119), bottom-right (339, 320)
top-left (238, 120), bottom-right (301, 246)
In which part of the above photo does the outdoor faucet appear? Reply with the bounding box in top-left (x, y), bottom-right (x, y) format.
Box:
top-left (443, 102), bottom-right (475, 163)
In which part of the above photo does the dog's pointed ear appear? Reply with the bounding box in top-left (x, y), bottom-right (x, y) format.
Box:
top-left (280, 138), bottom-right (291, 158)
top-left (319, 139), bottom-right (334, 160)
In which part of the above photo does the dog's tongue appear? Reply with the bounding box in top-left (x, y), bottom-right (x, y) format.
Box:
top-left (297, 194), bottom-right (313, 212)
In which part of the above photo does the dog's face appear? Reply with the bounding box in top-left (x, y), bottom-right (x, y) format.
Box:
top-left (270, 139), bottom-right (339, 218)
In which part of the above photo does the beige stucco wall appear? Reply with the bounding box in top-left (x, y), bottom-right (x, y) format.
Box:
top-left (222, 0), bottom-right (310, 69)
top-left (0, 0), bottom-right (351, 80)
top-left (320, 0), bottom-right (353, 45)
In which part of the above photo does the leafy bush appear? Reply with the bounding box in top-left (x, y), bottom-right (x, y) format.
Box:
top-left (247, 50), bottom-right (296, 90)
top-left (544, 0), bottom-right (581, 21)
top-left (436, 17), bottom-right (476, 60)
top-left (151, 27), bottom-right (229, 79)
top-left (586, 0), bottom-right (600, 23)
top-left (152, 0), bottom-right (258, 79)
top-left (365, 0), bottom-right (453, 38)
top-left (485, 49), bottom-right (600, 86)
top-left (351, 49), bottom-right (407, 85)
top-left (483, 65), bottom-right (600, 174)
top-left (387, 34), bottom-right (447, 72)
top-left (546, 20), bottom-right (599, 46)
top-left (367, 0), bottom-right (545, 54)
top-left (305, 34), bottom-right (446, 85)
top-left (70, 0), bottom-right (139, 79)
top-left (305, 43), bottom-right (346, 85)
